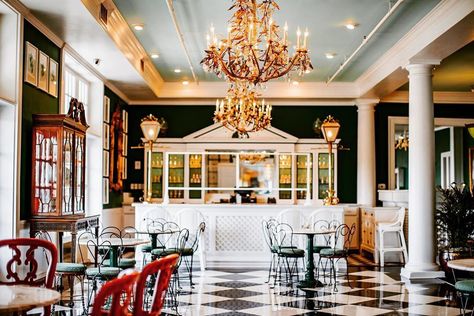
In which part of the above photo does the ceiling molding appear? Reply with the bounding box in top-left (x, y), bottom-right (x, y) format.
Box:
top-left (63, 44), bottom-right (130, 104)
top-left (356, 0), bottom-right (474, 99)
top-left (80, 0), bottom-right (164, 97)
top-left (381, 91), bottom-right (474, 104)
top-left (153, 81), bottom-right (360, 99)
top-left (4, 0), bottom-right (64, 47)
top-left (128, 98), bottom-right (357, 106)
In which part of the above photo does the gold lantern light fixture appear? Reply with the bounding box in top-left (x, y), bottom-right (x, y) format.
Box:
top-left (321, 115), bottom-right (340, 206)
top-left (141, 114), bottom-right (161, 202)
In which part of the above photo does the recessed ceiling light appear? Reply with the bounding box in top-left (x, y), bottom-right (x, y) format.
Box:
top-left (174, 69), bottom-right (182, 73)
top-left (292, 80), bottom-right (299, 86)
top-left (150, 53), bottom-right (159, 59)
top-left (182, 80), bottom-right (189, 85)
top-left (132, 23), bottom-right (144, 31)
top-left (325, 53), bottom-right (336, 59)
top-left (345, 23), bottom-right (357, 30)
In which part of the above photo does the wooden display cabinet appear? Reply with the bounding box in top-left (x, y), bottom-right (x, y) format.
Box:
top-left (31, 99), bottom-right (88, 218)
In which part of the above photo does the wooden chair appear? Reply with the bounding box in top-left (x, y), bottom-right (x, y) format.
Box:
top-left (134, 254), bottom-right (180, 316)
top-left (90, 270), bottom-right (139, 316)
top-left (0, 238), bottom-right (58, 315)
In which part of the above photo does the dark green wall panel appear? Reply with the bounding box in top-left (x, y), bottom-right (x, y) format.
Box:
top-left (20, 21), bottom-right (60, 220)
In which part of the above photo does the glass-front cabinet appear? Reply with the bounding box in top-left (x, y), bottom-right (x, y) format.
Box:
top-left (142, 133), bottom-right (337, 205)
top-left (32, 114), bottom-right (88, 217)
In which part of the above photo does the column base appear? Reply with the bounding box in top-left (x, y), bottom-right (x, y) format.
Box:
top-left (400, 266), bottom-right (445, 280)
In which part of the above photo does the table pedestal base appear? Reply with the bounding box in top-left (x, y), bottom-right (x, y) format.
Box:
top-left (297, 279), bottom-right (324, 288)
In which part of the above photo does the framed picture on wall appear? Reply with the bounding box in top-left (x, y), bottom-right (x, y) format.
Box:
top-left (123, 134), bottom-right (128, 156)
top-left (24, 42), bottom-right (38, 86)
top-left (48, 59), bottom-right (58, 97)
top-left (37, 51), bottom-right (49, 92)
top-left (102, 178), bottom-right (109, 205)
top-left (469, 147), bottom-right (474, 193)
top-left (103, 150), bottom-right (109, 177)
top-left (103, 96), bottom-right (110, 123)
top-left (103, 123), bottom-right (110, 150)
top-left (122, 157), bottom-right (127, 180)
top-left (122, 110), bottom-right (128, 133)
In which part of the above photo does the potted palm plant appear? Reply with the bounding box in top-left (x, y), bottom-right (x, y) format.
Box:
top-left (436, 183), bottom-right (474, 275)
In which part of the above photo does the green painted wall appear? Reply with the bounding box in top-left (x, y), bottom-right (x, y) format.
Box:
top-left (395, 149), bottom-right (408, 189)
top-left (20, 21), bottom-right (61, 220)
top-left (124, 105), bottom-right (358, 203)
top-left (103, 86), bottom-right (127, 209)
top-left (464, 130), bottom-right (474, 189)
top-left (435, 128), bottom-right (450, 186)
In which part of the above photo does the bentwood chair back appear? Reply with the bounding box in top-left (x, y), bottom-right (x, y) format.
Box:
top-left (134, 254), bottom-right (180, 316)
top-left (91, 270), bottom-right (139, 316)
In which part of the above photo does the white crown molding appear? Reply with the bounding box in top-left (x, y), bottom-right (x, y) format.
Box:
top-left (4, 0), bottom-right (64, 47)
top-left (63, 44), bottom-right (130, 104)
top-left (128, 98), bottom-right (357, 106)
top-left (382, 91), bottom-right (474, 104)
top-left (356, 0), bottom-right (474, 98)
top-left (81, 0), bottom-right (164, 98)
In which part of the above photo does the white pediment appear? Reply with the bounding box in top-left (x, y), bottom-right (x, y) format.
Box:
top-left (183, 123), bottom-right (299, 143)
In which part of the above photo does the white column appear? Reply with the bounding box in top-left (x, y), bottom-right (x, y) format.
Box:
top-left (401, 63), bottom-right (444, 280)
top-left (356, 100), bottom-right (378, 206)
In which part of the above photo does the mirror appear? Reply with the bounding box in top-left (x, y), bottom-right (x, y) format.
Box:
top-left (388, 117), bottom-right (474, 190)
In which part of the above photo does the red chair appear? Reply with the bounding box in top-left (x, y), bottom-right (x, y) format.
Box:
top-left (0, 238), bottom-right (58, 314)
top-left (134, 254), bottom-right (180, 316)
top-left (91, 270), bottom-right (139, 316)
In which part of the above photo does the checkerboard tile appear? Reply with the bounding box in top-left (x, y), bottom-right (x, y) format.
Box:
top-left (46, 266), bottom-right (470, 316)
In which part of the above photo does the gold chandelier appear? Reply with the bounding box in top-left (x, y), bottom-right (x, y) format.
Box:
top-left (395, 130), bottom-right (409, 151)
top-left (214, 83), bottom-right (272, 137)
top-left (201, 0), bottom-right (313, 85)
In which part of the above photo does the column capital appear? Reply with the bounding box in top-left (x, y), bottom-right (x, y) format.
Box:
top-left (355, 98), bottom-right (379, 110)
top-left (405, 60), bottom-right (440, 74)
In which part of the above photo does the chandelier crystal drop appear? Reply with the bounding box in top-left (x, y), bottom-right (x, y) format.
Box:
top-left (201, 0), bottom-right (313, 85)
top-left (214, 82), bottom-right (272, 137)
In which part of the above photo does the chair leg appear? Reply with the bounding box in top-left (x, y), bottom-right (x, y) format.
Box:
top-left (266, 254), bottom-right (274, 283)
top-left (67, 275), bottom-right (75, 308)
top-left (379, 231), bottom-right (385, 267)
top-left (189, 254), bottom-right (194, 286)
top-left (400, 231), bottom-right (408, 264)
top-left (345, 257), bottom-right (352, 289)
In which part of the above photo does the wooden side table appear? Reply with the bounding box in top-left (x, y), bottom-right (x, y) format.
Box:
top-left (29, 215), bottom-right (100, 262)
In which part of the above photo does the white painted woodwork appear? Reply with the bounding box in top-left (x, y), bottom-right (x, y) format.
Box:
top-left (400, 63), bottom-right (444, 280)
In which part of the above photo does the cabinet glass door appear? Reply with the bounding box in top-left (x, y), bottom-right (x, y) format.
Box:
top-left (62, 129), bottom-right (74, 214)
top-left (151, 152), bottom-right (163, 199)
top-left (189, 154), bottom-right (202, 199)
top-left (168, 154), bottom-right (184, 199)
top-left (296, 154), bottom-right (312, 200)
top-left (318, 153), bottom-right (334, 199)
top-left (74, 133), bottom-right (85, 213)
top-left (33, 128), bottom-right (59, 215)
top-left (279, 154), bottom-right (292, 200)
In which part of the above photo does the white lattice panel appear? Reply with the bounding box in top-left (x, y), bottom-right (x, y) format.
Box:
top-left (216, 216), bottom-right (265, 251)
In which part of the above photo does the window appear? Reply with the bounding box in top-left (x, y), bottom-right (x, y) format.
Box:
top-left (64, 68), bottom-right (89, 121)
top-left (62, 65), bottom-right (103, 215)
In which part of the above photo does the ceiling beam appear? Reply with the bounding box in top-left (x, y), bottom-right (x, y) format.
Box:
top-left (80, 0), bottom-right (164, 98)
top-left (382, 91), bottom-right (474, 104)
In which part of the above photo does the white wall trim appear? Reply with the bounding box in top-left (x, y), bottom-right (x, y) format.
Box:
top-left (382, 91), bottom-right (474, 104)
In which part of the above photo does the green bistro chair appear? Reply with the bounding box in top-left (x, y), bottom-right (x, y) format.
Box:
top-left (312, 219), bottom-right (340, 280)
top-left (79, 230), bottom-right (122, 310)
top-left (35, 230), bottom-right (87, 311)
top-left (319, 223), bottom-right (356, 291)
top-left (141, 217), bottom-right (168, 266)
top-left (262, 219), bottom-right (280, 284)
top-left (271, 223), bottom-right (305, 286)
top-left (448, 260), bottom-right (474, 316)
top-left (100, 226), bottom-right (136, 269)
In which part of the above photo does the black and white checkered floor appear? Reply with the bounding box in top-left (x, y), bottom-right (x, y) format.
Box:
top-left (38, 266), bottom-right (469, 316)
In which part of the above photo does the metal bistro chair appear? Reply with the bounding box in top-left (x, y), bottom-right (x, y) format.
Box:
top-left (271, 223), bottom-right (305, 286)
top-left (35, 230), bottom-right (87, 311)
top-left (319, 223), bottom-right (356, 291)
top-left (100, 226), bottom-right (136, 269)
top-left (312, 219), bottom-right (339, 280)
top-left (262, 218), bottom-right (280, 284)
top-left (91, 270), bottom-right (139, 316)
top-left (79, 230), bottom-right (122, 309)
top-left (141, 217), bottom-right (168, 266)
top-left (134, 254), bottom-right (180, 316)
top-left (0, 238), bottom-right (58, 316)
top-left (180, 222), bottom-right (206, 287)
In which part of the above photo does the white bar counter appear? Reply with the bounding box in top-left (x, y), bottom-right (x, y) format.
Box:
top-left (133, 202), bottom-right (358, 267)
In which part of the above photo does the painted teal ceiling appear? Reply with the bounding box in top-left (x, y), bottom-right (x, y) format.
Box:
top-left (113, 0), bottom-right (441, 83)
